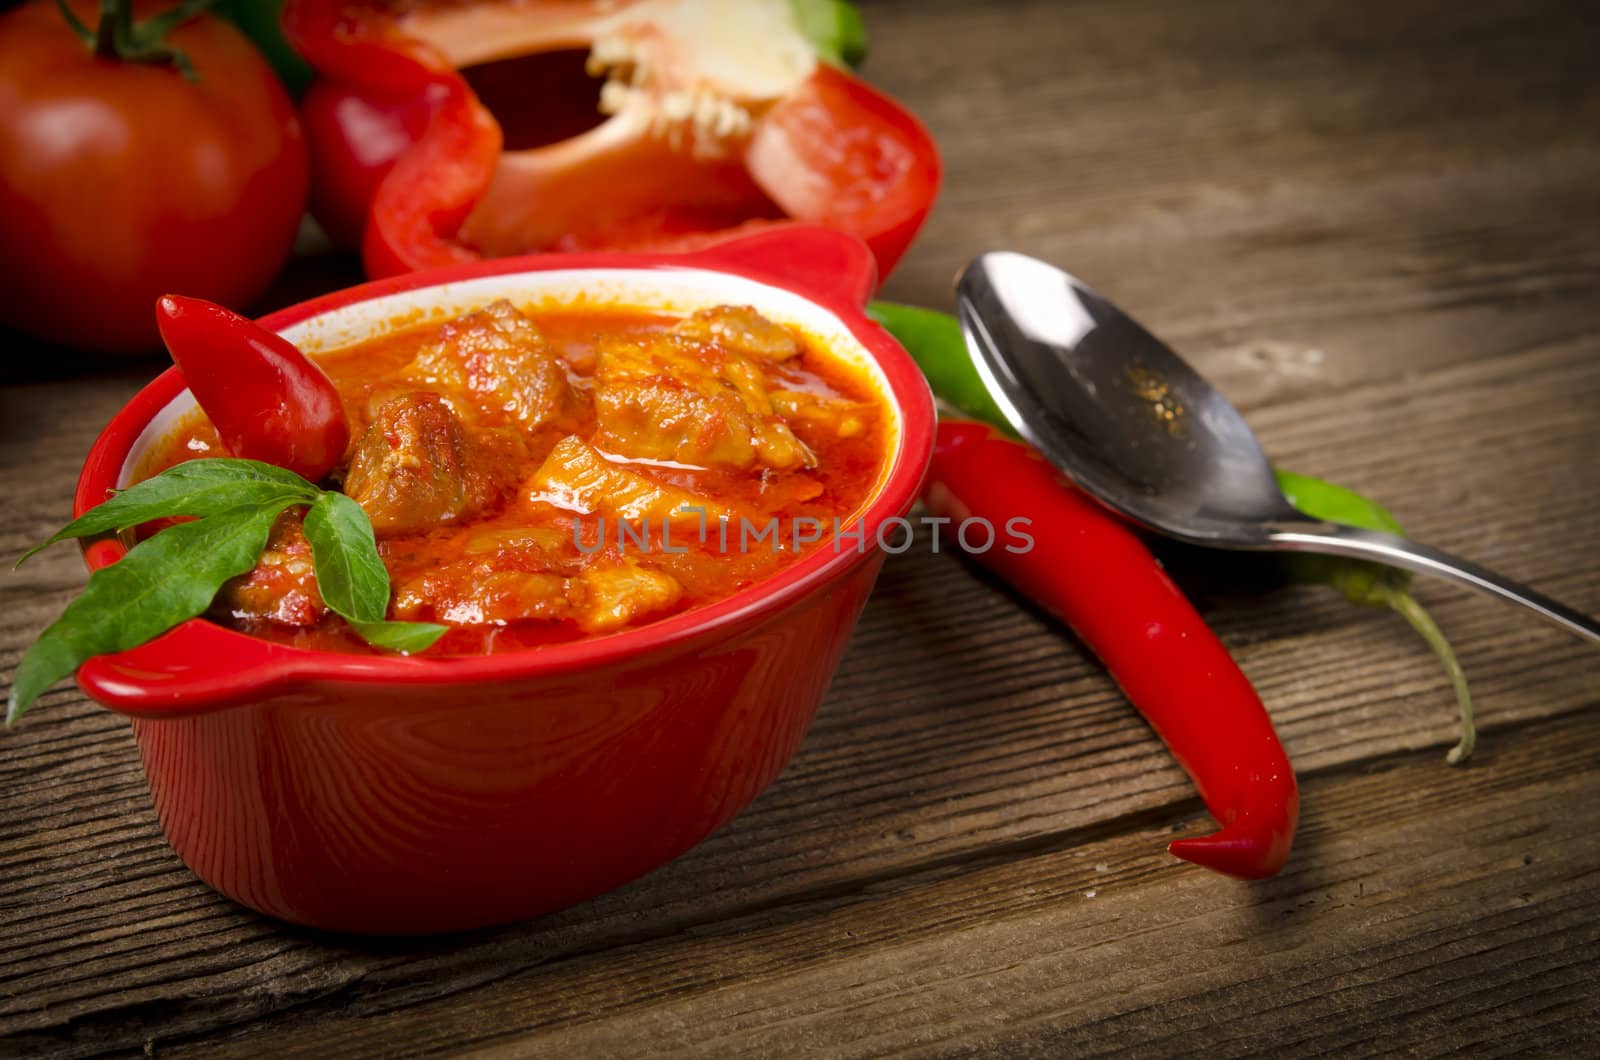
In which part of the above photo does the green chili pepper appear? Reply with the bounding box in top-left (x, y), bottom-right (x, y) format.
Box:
top-left (1272, 471), bottom-right (1474, 763)
top-left (870, 299), bottom-right (1476, 764)
top-left (867, 301), bottom-right (1012, 429)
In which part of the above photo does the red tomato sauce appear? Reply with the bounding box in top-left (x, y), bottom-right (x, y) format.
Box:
top-left (143, 303), bottom-right (890, 655)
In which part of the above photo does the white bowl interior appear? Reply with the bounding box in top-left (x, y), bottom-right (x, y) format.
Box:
top-left (122, 268), bottom-right (904, 499)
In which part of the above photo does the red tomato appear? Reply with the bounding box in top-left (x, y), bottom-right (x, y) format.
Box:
top-left (0, 0), bottom-right (309, 353)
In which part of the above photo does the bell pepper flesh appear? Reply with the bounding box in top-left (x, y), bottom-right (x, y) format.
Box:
top-left (284, 0), bottom-right (939, 279)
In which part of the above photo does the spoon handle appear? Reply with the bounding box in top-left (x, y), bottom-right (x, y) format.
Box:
top-left (1265, 522), bottom-right (1600, 644)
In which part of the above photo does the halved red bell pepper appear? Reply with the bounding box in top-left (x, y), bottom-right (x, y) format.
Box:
top-left (283, 0), bottom-right (941, 280)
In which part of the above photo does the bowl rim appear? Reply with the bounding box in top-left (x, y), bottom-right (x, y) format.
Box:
top-left (72, 227), bottom-right (936, 713)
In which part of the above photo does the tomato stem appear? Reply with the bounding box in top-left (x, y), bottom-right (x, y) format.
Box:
top-left (53, 0), bottom-right (220, 80)
top-left (91, 0), bottom-right (132, 58)
top-left (51, 0), bottom-right (95, 46)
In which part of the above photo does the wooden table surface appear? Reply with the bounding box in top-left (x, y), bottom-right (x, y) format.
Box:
top-left (3, 0), bottom-right (1599, 1054)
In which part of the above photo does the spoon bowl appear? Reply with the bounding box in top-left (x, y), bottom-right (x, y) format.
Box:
top-left (956, 250), bottom-right (1600, 643)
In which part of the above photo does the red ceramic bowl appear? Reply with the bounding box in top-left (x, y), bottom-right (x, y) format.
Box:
top-left (73, 227), bottom-right (934, 934)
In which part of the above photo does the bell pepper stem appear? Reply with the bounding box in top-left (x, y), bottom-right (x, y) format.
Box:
top-left (1377, 584), bottom-right (1476, 765)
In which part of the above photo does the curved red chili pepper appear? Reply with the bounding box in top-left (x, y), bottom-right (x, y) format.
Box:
top-left (155, 295), bottom-right (350, 483)
top-left (925, 419), bottom-right (1299, 879)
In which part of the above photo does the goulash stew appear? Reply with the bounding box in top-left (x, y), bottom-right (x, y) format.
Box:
top-left (143, 303), bottom-right (890, 654)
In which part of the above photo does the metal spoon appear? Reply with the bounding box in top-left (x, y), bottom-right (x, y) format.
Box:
top-left (955, 250), bottom-right (1600, 643)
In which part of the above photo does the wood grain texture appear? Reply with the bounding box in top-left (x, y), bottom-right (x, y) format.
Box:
top-left (2, 0), bottom-right (1598, 1055)
top-left (171, 710), bottom-right (1600, 1059)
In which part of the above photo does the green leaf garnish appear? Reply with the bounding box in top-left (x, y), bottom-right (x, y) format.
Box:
top-left (17, 459), bottom-right (319, 567)
top-left (303, 491), bottom-right (389, 623)
top-left (302, 491), bottom-right (448, 651)
top-left (8, 504), bottom-right (283, 724)
top-left (347, 619), bottom-right (450, 655)
top-left (8, 459), bottom-right (446, 725)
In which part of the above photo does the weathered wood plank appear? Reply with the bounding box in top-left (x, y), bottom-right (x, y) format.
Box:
top-left (876, 0), bottom-right (1600, 409)
top-left (148, 711), bottom-right (1600, 1058)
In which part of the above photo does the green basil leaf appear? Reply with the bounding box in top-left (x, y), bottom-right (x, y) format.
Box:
top-left (301, 492), bottom-right (448, 654)
top-left (7, 505), bottom-right (284, 724)
top-left (302, 491), bottom-right (390, 624)
top-left (17, 459), bottom-right (319, 567)
top-left (347, 619), bottom-right (449, 655)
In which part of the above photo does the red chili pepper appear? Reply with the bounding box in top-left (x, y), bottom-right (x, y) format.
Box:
top-left (155, 295), bottom-right (350, 484)
top-left (282, 0), bottom-right (939, 279)
top-left (926, 420), bottom-right (1299, 879)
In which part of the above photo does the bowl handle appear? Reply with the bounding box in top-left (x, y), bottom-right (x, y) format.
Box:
top-left (75, 620), bottom-right (314, 718)
top-left (686, 225), bottom-right (879, 308)
top-left (64, 526), bottom-right (312, 717)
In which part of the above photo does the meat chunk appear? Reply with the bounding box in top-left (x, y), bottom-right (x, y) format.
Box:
top-left (672, 305), bottom-right (800, 361)
top-left (770, 390), bottom-right (877, 443)
top-left (342, 393), bottom-right (518, 535)
top-left (407, 300), bottom-right (583, 431)
top-left (394, 565), bottom-right (576, 626)
top-left (591, 334), bottom-right (813, 470)
top-left (460, 526), bottom-right (571, 557)
top-left (217, 511), bottom-right (326, 627)
top-left (389, 521), bottom-right (576, 624)
top-left (525, 435), bottom-right (733, 523)
top-left (574, 561), bottom-right (683, 633)
top-left (391, 556), bottom-right (681, 634)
